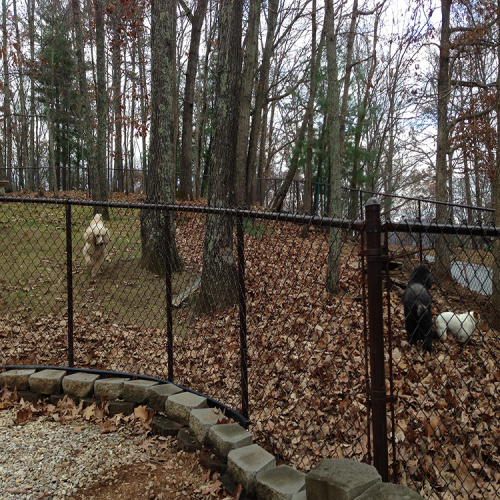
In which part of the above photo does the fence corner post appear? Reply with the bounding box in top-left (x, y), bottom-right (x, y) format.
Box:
top-left (365, 197), bottom-right (389, 482)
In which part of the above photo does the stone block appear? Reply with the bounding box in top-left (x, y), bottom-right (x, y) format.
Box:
top-left (292, 492), bottom-right (307, 500)
top-left (177, 427), bottom-right (202, 452)
top-left (94, 377), bottom-right (130, 400)
top-left (122, 379), bottom-right (158, 403)
top-left (305, 459), bottom-right (381, 500)
top-left (62, 372), bottom-right (100, 398)
top-left (0, 369), bottom-right (36, 391)
top-left (29, 369), bottom-right (66, 395)
top-left (17, 390), bottom-right (41, 403)
top-left (227, 444), bottom-right (276, 495)
top-left (208, 423), bottom-right (253, 461)
top-left (256, 464), bottom-right (306, 500)
top-left (107, 400), bottom-right (136, 416)
top-left (189, 407), bottom-right (226, 445)
top-left (151, 415), bottom-right (183, 438)
top-left (356, 482), bottom-right (425, 499)
top-left (165, 392), bottom-right (208, 425)
top-left (148, 383), bottom-right (183, 412)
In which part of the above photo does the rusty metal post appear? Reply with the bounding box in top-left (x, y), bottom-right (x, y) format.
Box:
top-left (365, 198), bottom-right (389, 481)
top-left (164, 211), bottom-right (173, 382)
top-left (65, 203), bottom-right (74, 367)
top-left (236, 215), bottom-right (249, 420)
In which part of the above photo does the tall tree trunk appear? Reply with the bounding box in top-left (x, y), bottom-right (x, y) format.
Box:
top-left (234, 0), bottom-right (260, 207)
top-left (72, 0), bottom-right (95, 195)
top-left (246, 0), bottom-right (278, 206)
top-left (349, 3), bottom-right (379, 219)
top-left (112, 0), bottom-right (123, 192)
top-left (13, 0), bottom-right (29, 190)
top-left (94, 0), bottom-right (109, 218)
top-left (325, 0), bottom-right (342, 294)
top-left (179, 0), bottom-right (209, 201)
top-left (140, 0), bottom-right (182, 274)
top-left (492, 0), bottom-right (500, 329)
top-left (199, 0), bottom-right (243, 313)
top-left (138, 17), bottom-right (148, 193)
top-left (29, 0), bottom-right (36, 188)
top-left (301, 0), bottom-right (317, 236)
top-left (129, 40), bottom-right (137, 194)
top-left (2, 0), bottom-right (12, 184)
top-left (270, 114), bottom-right (308, 212)
top-left (434, 0), bottom-right (452, 281)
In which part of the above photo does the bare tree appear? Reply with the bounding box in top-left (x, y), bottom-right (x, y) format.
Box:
top-left (94, 0), bottom-right (109, 218)
top-left (199, 0), bottom-right (243, 313)
top-left (178, 0), bottom-right (209, 201)
top-left (140, 0), bottom-right (182, 274)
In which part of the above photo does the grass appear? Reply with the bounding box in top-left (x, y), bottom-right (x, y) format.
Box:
top-left (0, 202), bottom-right (201, 330)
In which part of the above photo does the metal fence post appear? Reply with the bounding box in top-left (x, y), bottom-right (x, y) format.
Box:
top-left (65, 203), bottom-right (74, 367)
top-left (164, 211), bottom-right (173, 382)
top-left (365, 197), bottom-right (389, 481)
top-left (236, 215), bottom-right (249, 420)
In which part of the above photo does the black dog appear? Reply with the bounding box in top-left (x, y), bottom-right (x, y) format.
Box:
top-left (403, 264), bottom-right (433, 353)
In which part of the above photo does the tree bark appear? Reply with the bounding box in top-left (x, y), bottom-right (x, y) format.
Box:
top-left (2, 0), bottom-right (12, 184)
top-left (301, 0), bottom-right (317, 236)
top-left (434, 0), bottom-right (452, 282)
top-left (13, 0), bottom-right (29, 189)
top-left (199, 0), bottom-right (243, 313)
top-left (111, 0), bottom-right (124, 192)
top-left (234, 0), bottom-right (260, 207)
top-left (179, 0), bottom-right (209, 201)
top-left (94, 0), bottom-right (109, 218)
top-left (140, 0), bottom-right (182, 275)
top-left (491, 0), bottom-right (500, 329)
top-left (325, 0), bottom-right (342, 294)
top-left (246, 0), bottom-right (278, 206)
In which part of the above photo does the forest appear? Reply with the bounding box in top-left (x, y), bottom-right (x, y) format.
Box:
top-left (0, 0), bottom-right (497, 214)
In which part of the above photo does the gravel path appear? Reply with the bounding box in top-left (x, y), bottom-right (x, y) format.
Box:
top-left (0, 408), bottom-right (143, 499)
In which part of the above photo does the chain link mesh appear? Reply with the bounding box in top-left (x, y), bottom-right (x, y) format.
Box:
top-left (1, 196), bottom-right (499, 499)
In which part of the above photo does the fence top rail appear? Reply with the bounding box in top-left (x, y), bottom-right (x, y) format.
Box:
top-left (0, 196), bottom-right (362, 230)
top-left (384, 219), bottom-right (500, 237)
top-left (260, 178), bottom-right (494, 214)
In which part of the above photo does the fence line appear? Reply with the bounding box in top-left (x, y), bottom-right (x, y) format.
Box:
top-left (1, 195), bottom-right (499, 499)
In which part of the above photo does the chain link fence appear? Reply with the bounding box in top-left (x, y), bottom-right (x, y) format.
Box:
top-left (1, 195), bottom-right (499, 499)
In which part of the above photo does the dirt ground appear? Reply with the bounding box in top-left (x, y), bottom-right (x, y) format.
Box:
top-left (71, 450), bottom-right (230, 499)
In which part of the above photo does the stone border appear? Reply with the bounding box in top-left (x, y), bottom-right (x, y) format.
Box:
top-left (0, 368), bottom-right (423, 500)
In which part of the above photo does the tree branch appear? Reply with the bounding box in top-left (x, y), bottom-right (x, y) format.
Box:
top-left (447, 105), bottom-right (496, 132)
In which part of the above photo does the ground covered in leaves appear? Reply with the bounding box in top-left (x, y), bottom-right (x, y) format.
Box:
top-left (1, 191), bottom-right (500, 499)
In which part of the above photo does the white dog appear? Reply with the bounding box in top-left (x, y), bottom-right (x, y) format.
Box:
top-left (83, 214), bottom-right (110, 277)
top-left (435, 311), bottom-right (478, 342)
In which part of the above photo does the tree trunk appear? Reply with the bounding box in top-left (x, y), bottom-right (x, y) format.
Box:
top-left (93, 0), bottom-right (109, 218)
top-left (179, 0), bottom-right (209, 201)
top-left (2, 0), bottom-right (12, 184)
top-left (112, 0), bottom-right (123, 192)
top-left (301, 0), bottom-right (317, 236)
top-left (72, 0), bottom-right (95, 195)
top-left (434, 0), bottom-right (452, 282)
top-left (491, 0), bottom-right (500, 329)
top-left (234, 0), bottom-right (260, 207)
top-left (325, 0), bottom-right (342, 294)
top-left (199, 0), bottom-right (243, 313)
top-left (13, 0), bottom-right (29, 189)
top-left (246, 0), bottom-right (278, 206)
top-left (29, 0), bottom-right (36, 188)
top-left (270, 115), bottom-right (308, 212)
top-left (140, 0), bottom-right (182, 275)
